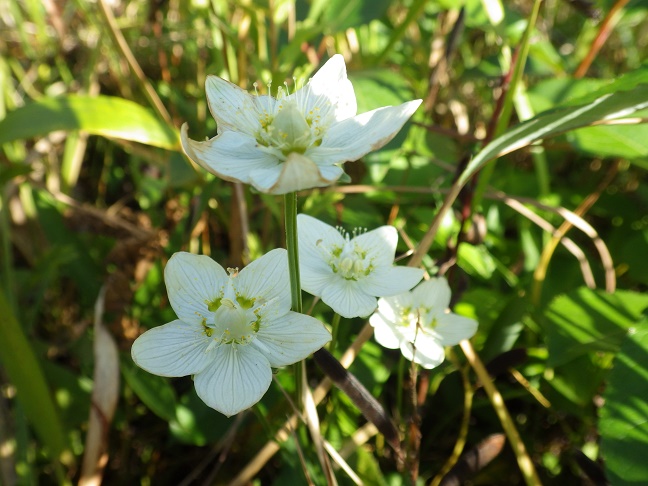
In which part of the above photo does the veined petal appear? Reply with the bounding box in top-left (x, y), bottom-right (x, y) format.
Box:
top-left (181, 125), bottom-right (280, 184)
top-left (165, 252), bottom-right (228, 326)
top-left (194, 345), bottom-right (272, 417)
top-left (362, 266), bottom-right (424, 297)
top-left (400, 335), bottom-right (445, 370)
top-left (235, 249), bottom-right (291, 308)
top-left (205, 75), bottom-right (264, 135)
top-left (433, 313), bottom-right (478, 346)
top-left (251, 152), bottom-right (339, 194)
top-left (254, 312), bottom-right (331, 367)
top-left (321, 278), bottom-right (378, 318)
top-left (412, 278), bottom-right (452, 311)
top-left (354, 226), bottom-right (398, 264)
top-left (369, 313), bottom-right (403, 350)
top-left (131, 320), bottom-right (213, 377)
top-left (297, 55), bottom-right (357, 123)
top-left (311, 100), bottom-right (422, 165)
top-left (298, 214), bottom-right (344, 296)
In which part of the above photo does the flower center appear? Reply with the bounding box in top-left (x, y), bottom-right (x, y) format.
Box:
top-left (257, 101), bottom-right (315, 156)
top-left (330, 243), bottom-right (373, 281)
top-left (212, 298), bottom-right (258, 345)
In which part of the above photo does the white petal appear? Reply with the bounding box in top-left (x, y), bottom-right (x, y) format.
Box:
top-left (194, 345), bottom-right (272, 417)
top-left (433, 313), bottom-right (479, 345)
top-left (297, 55), bottom-right (357, 122)
top-left (362, 266), bottom-right (424, 297)
top-left (235, 248), bottom-right (291, 308)
top-left (131, 320), bottom-right (213, 377)
top-left (205, 75), bottom-right (263, 135)
top-left (165, 252), bottom-right (228, 325)
top-left (253, 312), bottom-right (331, 367)
top-left (400, 335), bottom-right (445, 369)
top-left (298, 214), bottom-right (345, 296)
top-left (181, 125), bottom-right (280, 184)
top-left (311, 100), bottom-right (422, 165)
top-left (354, 226), bottom-right (398, 265)
top-left (321, 278), bottom-right (378, 318)
top-left (369, 313), bottom-right (402, 350)
top-left (250, 152), bottom-right (339, 194)
top-left (412, 278), bottom-right (451, 311)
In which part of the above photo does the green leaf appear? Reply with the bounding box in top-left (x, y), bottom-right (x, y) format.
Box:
top-left (460, 83), bottom-right (648, 185)
top-left (600, 321), bottom-right (648, 486)
top-left (0, 290), bottom-right (70, 463)
top-left (540, 287), bottom-right (648, 368)
top-left (306, 0), bottom-right (390, 31)
top-left (121, 358), bottom-right (177, 422)
top-left (0, 95), bottom-right (179, 150)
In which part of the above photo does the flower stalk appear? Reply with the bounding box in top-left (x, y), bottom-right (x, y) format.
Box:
top-left (284, 192), bottom-right (304, 401)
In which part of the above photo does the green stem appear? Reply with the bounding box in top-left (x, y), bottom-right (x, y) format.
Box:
top-left (284, 192), bottom-right (304, 401)
top-left (328, 313), bottom-right (341, 354)
top-left (284, 192), bottom-right (302, 313)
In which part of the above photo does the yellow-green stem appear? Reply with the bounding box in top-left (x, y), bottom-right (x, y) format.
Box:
top-left (284, 192), bottom-right (304, 400)
top-left (460, 340), bottom-right (541, 486)
top-left (328, 313), bottom-right (341, 354)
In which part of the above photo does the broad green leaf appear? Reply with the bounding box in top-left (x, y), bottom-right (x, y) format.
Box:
top-left (306, 0), bottom-right (390, 32)
top-left (600, 322), bottom-right (648, 486)
top-left (0, 290), bottom-right (70, 463)
top-left (540, 287), bottom-right (648, 368)
top-left (0, 95), bottom-right (179, 150)
top-left (459, 83), bottom-right (648, 185)
top-left (121, 358), bottom-right (177, 422)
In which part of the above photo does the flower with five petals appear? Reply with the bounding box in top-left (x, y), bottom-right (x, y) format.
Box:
top-left (369, 278), bottom-right (478, 369)
top-left (297, 214), bottom-right (424, 318)
top-left (181, 54), bottom-right (422, 194)
top-left (131, 249), bottom-right (331, 417)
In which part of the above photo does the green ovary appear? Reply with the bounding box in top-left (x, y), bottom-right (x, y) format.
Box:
top-left (212, 298), bottom-right (258, 345)
top-left (261, 101), bottom-right (314, 155)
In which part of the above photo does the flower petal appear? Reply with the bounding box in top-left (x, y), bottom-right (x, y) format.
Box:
top-left (297, 55), bottom-right (357, 123)
top-left (181, 125), bottom-right (280, 184)
top-left (354, 226), bottom-right (397, 264)
top-left (321, 278), bottom-right (378, 318)
top-left (250, 152), bottom-right (339, 194)
top-left (362, 266), bottom-right (424, 297)
top-left (400, 335), bottom-right (445, 370)
top-left (235, 248), bottom-right (291, 308)
top-left (254, 312), bottom-right (331, 367)
top-left (131, 320), bottom-right (213, 377)
top-left (433, 313), bottom-right (479, 346)
top-left (194, 345), bottom-right (272, 417)
top-left (310, 100), bottom-right (422, 165)
top-left (412, 278), bottom-right (451, 311)
top-left (165, 252), bottom-right (228, 326)
top-left (369, 312), bottom-right (402, 350)
top-left (298, 214), bottom-right (345, 296)
top-left (205, 75), bottom-right (264, 135)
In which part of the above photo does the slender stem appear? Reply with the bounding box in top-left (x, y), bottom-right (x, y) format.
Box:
top-left (328, 313), bottom-right (341, 353)
top-left (284, 192), bottom-right (304, 402)
top-left (459, 340), bottom-right (541, 486)
top-left (284, 192), bottom-right (302, 313)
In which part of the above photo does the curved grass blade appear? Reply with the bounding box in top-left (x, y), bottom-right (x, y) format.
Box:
top-left (0, 290), bottom-right (71, 468)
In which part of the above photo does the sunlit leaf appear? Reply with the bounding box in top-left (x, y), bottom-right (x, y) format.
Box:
top-left (540, 287), bottom-right (648, 368)
top-left (600, 322), bottom-right (648, 486)
top-left (460, 84), bottom-right (648, 185)
top-left (0, 95), bottom-right (179, 150)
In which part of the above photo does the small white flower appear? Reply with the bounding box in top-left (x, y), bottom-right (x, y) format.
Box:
top-left (131, 249), bottom-right (330, 417)
top-left (297, 214), bottom-right (424, 319)
top-left (370, 278), bottom-right (478, 369)
top-left (181, 54), bottom-right (422, 194)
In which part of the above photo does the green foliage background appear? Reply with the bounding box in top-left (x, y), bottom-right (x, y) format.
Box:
top-left (0, 0), bottom-right (647, 484)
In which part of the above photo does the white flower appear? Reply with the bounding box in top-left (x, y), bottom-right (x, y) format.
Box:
top-left (370, 278), bottom-right (478, 369)
top-left (297, 214), bottom-right (424, 319)
top-left (181, 54), bottom-right (422, 194)
top-left (131, 249), bottom-right (330, 417)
